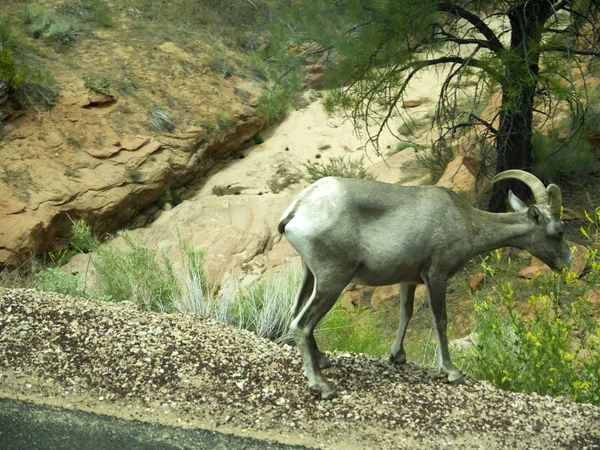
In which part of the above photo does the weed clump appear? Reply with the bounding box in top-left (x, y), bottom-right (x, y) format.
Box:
top-left (415, 140), bottom-right (453, 183)
top-left (457, 237), bottom-right (600, 406)
top-left (147, 107), bottom-right (177, 133)
top-left (304, 155), bottom-right (375, 182)
top-left (83, 75), bottom-right (113, 98)
top-left (93, 231), bottom-right (179, 311)
top-left (0, 19), bottom-right (60, 109)
top-left (70, 219), bottom-right (99, 254)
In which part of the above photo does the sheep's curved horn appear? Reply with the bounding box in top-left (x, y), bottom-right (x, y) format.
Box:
top-left (547, 184), bottom-right (562, 217)
top-left (492, 170), bottom-right (549, 205)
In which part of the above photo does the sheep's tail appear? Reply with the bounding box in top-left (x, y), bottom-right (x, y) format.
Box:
top-left (277, 200), bottom-right (297, 234)
top-left (278, 182), bottom-right (321, 234)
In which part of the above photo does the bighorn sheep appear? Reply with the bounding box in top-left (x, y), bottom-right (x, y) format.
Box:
top-left (278, 170), bottom-right (573, 399)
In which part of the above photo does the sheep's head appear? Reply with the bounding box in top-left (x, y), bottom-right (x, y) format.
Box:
top-left (493, 170), bottom-right (574, 271)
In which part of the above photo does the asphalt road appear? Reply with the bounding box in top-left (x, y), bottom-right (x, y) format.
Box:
top-left (0, 397), bottom-right (315, 450)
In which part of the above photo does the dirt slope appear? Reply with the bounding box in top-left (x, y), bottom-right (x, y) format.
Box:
top-left (0, 1), bottom-right (267, 268)
top-left (1, 288), bottom-right (599, 449)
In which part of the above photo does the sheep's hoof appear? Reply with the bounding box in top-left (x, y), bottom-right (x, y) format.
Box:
top-left (448, 372), bottom-right (465, 385)
top-left (320, 386), bottom-right (338, 400)
top-left (310, 380), bottom-right (337, 400)
top-left (318, 354), bottom-right (332, 369)
top-left (389, 353), bottom-right (407, 365)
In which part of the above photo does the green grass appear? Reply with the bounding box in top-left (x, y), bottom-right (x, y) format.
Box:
top-left (92, 231), bottom-right (180, 311)
top-left (304, 155), bottom-right (375, 182)
top-left (315, 305), bottom-right (391, 357)
top-left (83, 75), bottom-right (113, 97)
top-left (147, 107), bottom-right (177, 133)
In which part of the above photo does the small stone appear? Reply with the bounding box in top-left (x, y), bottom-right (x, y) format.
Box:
top-left (468, 272), bottom-right (486, 294)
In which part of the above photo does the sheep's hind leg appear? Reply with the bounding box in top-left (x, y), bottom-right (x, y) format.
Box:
top-left (291, 273), bottom-right (350, 400)
top-left (292, 263), bottom-right (331, 369)
top-left (390, 283), bottom-right (417, 365)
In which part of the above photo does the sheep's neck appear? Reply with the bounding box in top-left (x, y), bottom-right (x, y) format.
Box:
top-left (469, 209), bottom-right (532, 256)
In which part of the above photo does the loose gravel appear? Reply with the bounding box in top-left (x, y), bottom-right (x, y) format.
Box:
top-left (1, 288), bottom-right (599, 449)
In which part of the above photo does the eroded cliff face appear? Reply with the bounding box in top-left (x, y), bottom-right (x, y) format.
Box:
top-left (0, 18), bottom-right (269, 269)
top-left (0, 98), bottom-right (266, 268)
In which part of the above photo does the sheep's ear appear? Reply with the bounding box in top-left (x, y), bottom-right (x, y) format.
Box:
top-left (527, 205), bottom-right (542, 224)
top-left (508, 190), bottom-right (527, 212)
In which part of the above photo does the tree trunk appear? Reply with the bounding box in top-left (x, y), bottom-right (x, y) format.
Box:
top-left (488, 84), bottom-right (536, 211)
top-left (488, 0), bottom-right (554, 212)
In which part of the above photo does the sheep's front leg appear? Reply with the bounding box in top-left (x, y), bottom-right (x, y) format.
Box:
top-left (426, 277), bottom-right (464, 384)
top-left (390, 283), bottom-right (417, 365)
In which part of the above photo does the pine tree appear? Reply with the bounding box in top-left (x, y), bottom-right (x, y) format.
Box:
top-left (266, 0), bottom-right (600, 210)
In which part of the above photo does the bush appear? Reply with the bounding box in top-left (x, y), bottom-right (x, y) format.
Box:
top-left (0, 18), bottom-right (60, 109)
top-left (258, 76), bottom-right (303, 122)
top-left (92, 231), bottom-right (180, 311)
top-left (147, 107), bottom-right (177, 133)
top-left (532, 129), bottom-right (598, 183)
top-left (83, 75), bottom-right (113, 97)
top-left (415, 140), bottom-right (453, 183)
top-left (32, 268), bottom-right (82, 297)
top-left (15, 78), bottom-right (60, 109)
top-left (70, 219), bottom-right (99, 254)
top-left (457, 244), bottom-right (600, 406)
top-left (304, 155), bottom-right (375, 182)
top-left (233, 266), bottom-right (301, 343)
top-left (315, 305), bottom-right (391, 357)
top-left (388, 140), bottom-right (417, 156)
top-left (173, 262), bottom-right (301, 344)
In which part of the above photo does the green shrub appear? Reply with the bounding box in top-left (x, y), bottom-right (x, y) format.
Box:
top-left (258, 75), bottom-right (303, 122)
top-left (304, 155), bottom-right (375, 182)
top-left (33, 267), bottom-right (82, 297)
top-left (389, 140), bottom-right (417, 156)
top-left (457, 245), bottom-right (600, 406)
top-left (233, 266), bottom-right (301, 343)
top-left (15, 78), bottom-right (60, 109)
top-left (315, 305), bottom-right (391, 357)
top-left (92, 231), bottom-right (180, 311)
top-left (70, 219), bottom-right (99, 254)
top-left (83, 75), bottom-right (113, 97)
top-left (207, 54), bottom-right (235, 75)
top-left (19, 6), bottom-right (43, 27)
top-left (174, 261), bottom-right (301, 344)
top-left (147, 107), bottom-right (177, 133)
top-left (415, 140), bottom-right (453, 183)
top-left (532, 128), bottom-right (598, 183)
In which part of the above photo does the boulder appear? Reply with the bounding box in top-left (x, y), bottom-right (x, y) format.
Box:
top-left (469, 272), bottom-right (486, 294)
top-left (371, 285), bottom-right (401, 311)
top-left (436, 155), bottom-right (489, 202)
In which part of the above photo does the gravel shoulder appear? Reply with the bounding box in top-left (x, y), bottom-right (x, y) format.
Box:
top-left (1, 288), bottom-right (599, 449)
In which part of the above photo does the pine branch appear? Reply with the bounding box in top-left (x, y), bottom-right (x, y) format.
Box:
top-left (540, 45), bottom-right (600, 56)
top-left (438, 2), bottom-right (504, 52)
